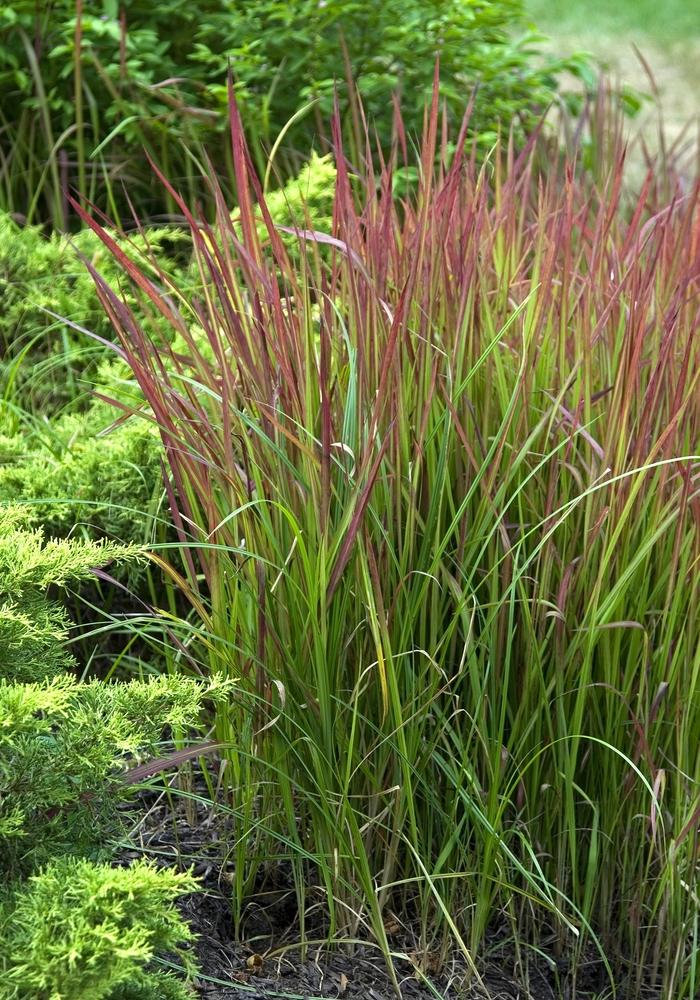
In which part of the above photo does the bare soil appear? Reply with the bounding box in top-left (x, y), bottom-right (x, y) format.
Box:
top-left (119, 772), bottom-right (652, 1000)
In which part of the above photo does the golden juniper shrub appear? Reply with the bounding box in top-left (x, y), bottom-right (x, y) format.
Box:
top-left (0, 212), bottom-right (188, 412)
top-left (0, 858), bottom-right (197, 1000)
top-left (0, 670), bottom-right (217, 872)
top-left (0, 506), bottom-right (132, 682)
top-left (0, 598), bottom-right (77, 684)
top-left (0, 402), bottom-right (162, 545)
top-left (0, 670), bottom-right (210, 999)
top-left (0, 505), bottom-right (131, 596)
top-left (189, 152), bottom-right (337, 284)
top-left (0, 505), bottom-right (230, 998)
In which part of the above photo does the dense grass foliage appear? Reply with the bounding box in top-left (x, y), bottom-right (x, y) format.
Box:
top-left (0, 0), bottom-right (583, 225)
top-left (80, 95), bottom-right (700, 996)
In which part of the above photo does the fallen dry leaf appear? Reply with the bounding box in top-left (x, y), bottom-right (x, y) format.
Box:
top-left (245, 953), bottom-right (264, 974)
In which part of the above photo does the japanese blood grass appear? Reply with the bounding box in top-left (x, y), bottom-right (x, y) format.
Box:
top-left (78, 93), bottom-right (700, 995)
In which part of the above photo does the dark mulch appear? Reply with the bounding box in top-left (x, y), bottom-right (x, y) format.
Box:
top-left (118, 771), bottom-right (650, 1000)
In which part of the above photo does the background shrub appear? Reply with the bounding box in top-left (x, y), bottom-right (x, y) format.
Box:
top-left (0, 505), bottom-right (130, 682)
top-left (0, 0), bottom-right (582, 224)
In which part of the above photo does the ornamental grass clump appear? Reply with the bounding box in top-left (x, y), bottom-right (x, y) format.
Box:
top-left (81, 89), bottom-right (700, 997)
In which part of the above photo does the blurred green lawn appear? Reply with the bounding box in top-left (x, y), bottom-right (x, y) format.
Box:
top-left (525, 0), bottom-right (699, 158)
top-left (525, 0), bottom-right (699, 41)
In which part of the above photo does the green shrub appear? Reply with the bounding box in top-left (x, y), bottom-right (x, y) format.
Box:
top-left (0, 670), bottom-right (215, 871)
top-left (0, 0), bottom-right (583, 223)
top-left (0, 504), bottom-right (131, 596)
top-left (109, 978), bottom-right (195, 1000)
top-left (0, 212), bottom-right (187, 413)
top-left (0, 505), bottom-right (130, 682)
top-left (255, 151), bottom-right (337, 273)
top-left (0, 504), bottom-right (216, 998)
top-left (0, 212), bottom-right (173, 549)
top-left (0, 858), bottom-right (197, 1000)
top-left (0, 403), bottom-right (163, 545)
top-left (0, 595), bottom-right (79, 684)
top-left (263, 151), bottom-right (336, 236)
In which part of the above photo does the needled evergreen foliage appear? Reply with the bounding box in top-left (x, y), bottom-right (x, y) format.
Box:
top-left (0, 504), bottom-right (224, 998)
top-left (0, 212), bottom-right (187, 413)
top-left (264, 151), bottom-right (336, 224)
top-left (1, 859), bottom-right (197, 1000)
top-left (261, 151), bottom-right (336, 252)
top-left (0, 220), bottom-right (168, 546)
top-left (0, 670), bottom-right (219, 871)
top-left (0, 505), bottom-right (131, 682)
top-left (0, 400), bottom-right (162, 545)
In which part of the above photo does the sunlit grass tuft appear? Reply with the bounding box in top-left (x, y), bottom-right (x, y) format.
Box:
top-left (79, 89), bottom-right (700, 996)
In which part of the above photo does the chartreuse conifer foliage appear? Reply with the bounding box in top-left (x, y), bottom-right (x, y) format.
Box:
top-left (0, 215), bottom-right (171, 553)
top-left (0, 211), bottom-right (188, 413)
top-left (0, 505), bottom-right (130, 682)
top-left (0, 669), bottom-right (217, 873)
top-left (0, 859), bottom-right (197, 1000)
top-left (0, 505), bottom-right (221, 999)
top-left (0, 401), bottom-right (162, 545)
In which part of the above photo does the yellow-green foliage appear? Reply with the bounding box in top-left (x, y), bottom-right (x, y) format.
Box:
top-left (0, 671), bottom-right (220, 872)
top-left (0, 505), bottom-right (133, 682)
top-left (0, 212), bottom-right (188, 412)
top-left (0, 216), bottom-right (182, 552)
top-left (0, 505), bottom-right (131, 595)
top-left (189, 153), bottom-right (337, 283)
top-left (0, 858), bottom-right (197, 1000)
top-left (0, 400), bottom-right (162, 545)
top-left (262, 152), bottom-right (336, 245)
top-left (0, 670), bottom-right (212, 998)
top-left (0, 598), bottom-right (77, 686)
top-left (0, 504), bottom-right (224, 998)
